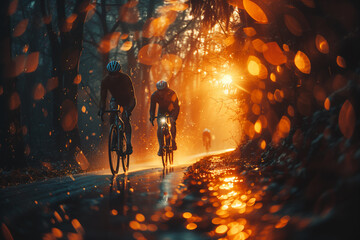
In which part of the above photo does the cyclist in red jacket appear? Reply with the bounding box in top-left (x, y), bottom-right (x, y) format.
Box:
top-left (150, 80), bottom-right (180, 156)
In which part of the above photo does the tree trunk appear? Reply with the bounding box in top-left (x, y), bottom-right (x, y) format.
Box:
top-left (40, 0), bottom-right (90, 164)
top-left (0, 0), bottom-right (26, 169)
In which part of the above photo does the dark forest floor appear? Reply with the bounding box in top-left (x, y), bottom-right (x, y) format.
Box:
top-left (0, 163), bottom-right (84, 187)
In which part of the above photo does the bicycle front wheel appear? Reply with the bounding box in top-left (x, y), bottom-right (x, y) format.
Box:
top-left (161, 135), bottom-right (167, 168)
top-left (120, 131), bottom-right (130, 173)
top-left (109, 124), bottom-right (120, 175)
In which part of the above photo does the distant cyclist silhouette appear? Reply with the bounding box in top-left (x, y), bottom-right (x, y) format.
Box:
top-left (202, 128), bottom-right (211, 152)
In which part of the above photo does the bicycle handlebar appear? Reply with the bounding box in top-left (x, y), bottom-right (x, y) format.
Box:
top-left (104, 110), bottom-right (121, 113)
top-left (154, 115), bottom-right (171, 119)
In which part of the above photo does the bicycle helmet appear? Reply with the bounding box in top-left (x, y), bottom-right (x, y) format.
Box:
top-left (106, 61), bottom-right (121, 73)
top-left (156, 80), bottom-right (168, 90)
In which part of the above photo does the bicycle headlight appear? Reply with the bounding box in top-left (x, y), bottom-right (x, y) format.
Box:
top-left (160, 117), bottom-right (166, 124)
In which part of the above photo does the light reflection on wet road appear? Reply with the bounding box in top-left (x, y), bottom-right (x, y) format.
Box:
top-left (0, 150), bottom-right (236, 240)
top-left (3, 147), bottom-right (293, 240)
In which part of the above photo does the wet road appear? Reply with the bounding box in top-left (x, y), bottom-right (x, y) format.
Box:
top-left (0, 150), bottom-right (234, 240)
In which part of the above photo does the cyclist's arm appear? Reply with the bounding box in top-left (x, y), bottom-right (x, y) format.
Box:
top-left (150, 93), bottom-right (156, 119)
top-left (171, 92), bottom-right (180, 120)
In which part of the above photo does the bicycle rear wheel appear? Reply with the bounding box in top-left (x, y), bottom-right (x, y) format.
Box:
top-left (120, 131), bottom-right (130, 173)
top-left (109, 124), bottom-right (120, 175)
top-left (161, 150), bottom-right (167, 168)
top-left (169, 150), bottom-right (173, 165)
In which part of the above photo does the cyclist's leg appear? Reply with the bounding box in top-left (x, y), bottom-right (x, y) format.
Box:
top-left (122, 111), bottom-right (132, 154)
top-left (157, 119), bottom-right (164, 155)
top-left (110, 112), bottom-right (117, 148)
top-left (170, 118), bottom-right (177, 150)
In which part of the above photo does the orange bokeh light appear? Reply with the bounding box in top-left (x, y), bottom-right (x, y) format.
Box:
top-left (315, 34), bottom-right (329, 54)
top-left (66, 14), bottom-right (77, 24)
top-left (120, 41), bottom-right (133, 51)
top-left (243, 27), bottom-right (256, 37)
top-left (12, 54), bottom-right (26, 77)
top-left (33, 83), bottom-right (45, 100)
top-left (324, 98), bottom-right (330, 110)
top-left (270, 73), bottom-right (276, 82)
top-left (259, 115), bottom-right (268, 128)
top-left (252, 39), bottom-right (265, 52)
top-left (52, 228), bottom-right (63, 238)
top-left (338, 100), bottom-right (355, 139)
top-left (278, 116), bottom-right (291, 135)
top-left (120, 3), bottom-right (139, 24)
top-left (215, 224), bottom-right (228, 234)
top-left (13, 19), bottom-right (28, 37)
top-left (75, 150), bottom-right (90, 170)
top-left (9, 92), bottom-right (21, 110)
top-left (252, 104), bottom-right (261, 115)
top-left (287, 105), bottom-right (295, 117)
top-left (46, 77), bottom-right (59, 91)
top-left (186, 223), bottom-right (197, 230)
top-left (263, 42), bottom-right (287, 66)
top-left (138, 44), bottom-right (162, 65)
top-left (244, 121), bottom-right (255, 138)
top-left (136, 213), bottom-right (145, 222)
top-left (284, 14), bottom-right (302, 36)
top-left (274, 89), bottom-right (284, 102)
top-left (248, 56), bottom-right (260, 76)
top-left (24, 52), bottom-right (40, 73)
top-left (8, 0), bottom-right (18, 15)
top-left (283, 44), bottom-right (290, 52)
top-left (169, 2), bottom-right (189, 11)
top-left (224, 35), bottom-right (235, 46)
top-left (98, 32), bottom-right (121, 53)
top-left (294, 51), bottom-right (311, 74)
top-left (301, 0), bottom-right (315, 8)
top-left (260, 140), bottom-right (266, 149)
top-left (243, 0), bottom-right (268, 24)
top-left (336, 56), bottom-right (346, 68)
top-left (251, 89), bottom-right (263, 104)
top-left (60, 99), bottom-right (78, 132)
top-left (182, 212), bottom-right (192, 219)
top-left (143, 12), bottom-right (176, 38)
top-left (73, 74), bottom-right (82, 85)
top-left (254, 120), bottom-right (262, 133)
top-left (258, 64), bottom-right (268, 79)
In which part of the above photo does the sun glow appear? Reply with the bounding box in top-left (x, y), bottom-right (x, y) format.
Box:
top-left (221, 75), bottom-right (233, 85)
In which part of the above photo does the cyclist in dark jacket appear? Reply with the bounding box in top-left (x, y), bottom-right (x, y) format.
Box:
top-left (99, 61), bottom-right (136, 154)
top-left (149, 80), bottom-right (180, 156)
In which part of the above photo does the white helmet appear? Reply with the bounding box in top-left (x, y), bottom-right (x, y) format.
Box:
top-left (156, 80), bottom-right (168, 90)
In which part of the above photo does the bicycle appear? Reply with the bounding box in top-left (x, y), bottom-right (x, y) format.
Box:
top-left (155, 115), bottom-right (174, 168)
top-left (105, 101), bottom-right (130, 175)
top-left (204, 138), bottom-right (211, 153)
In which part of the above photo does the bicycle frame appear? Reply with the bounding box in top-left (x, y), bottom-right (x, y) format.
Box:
top-left (155, 115), bottom-right (174, 167)
top-left (159, 116), bottom-right (171, 137)
top-left (105, 100), bottom-right (129, 174)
